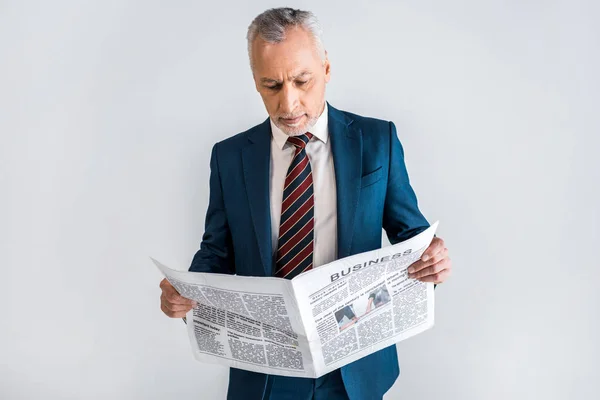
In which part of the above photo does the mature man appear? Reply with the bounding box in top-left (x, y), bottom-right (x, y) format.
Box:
top-left (159, 7), bottom-right (452, 400)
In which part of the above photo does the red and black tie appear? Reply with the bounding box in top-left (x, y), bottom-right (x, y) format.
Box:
top-left (274, 132), bottom-right (314, 279)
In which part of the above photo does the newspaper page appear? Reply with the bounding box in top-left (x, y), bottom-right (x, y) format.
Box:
top-left (291, 221), bottom-right (438, 377)
top-left (153, 261), bottom-right (315, 377)
top-left (153, 221), bottom-right (438, 378)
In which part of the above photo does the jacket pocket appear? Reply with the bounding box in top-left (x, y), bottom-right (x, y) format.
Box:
top-left (360, 166), bottom-right (382, 188)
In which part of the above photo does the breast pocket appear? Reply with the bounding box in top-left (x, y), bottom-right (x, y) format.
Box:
top-left (360, 166), bottom-right (382, 188)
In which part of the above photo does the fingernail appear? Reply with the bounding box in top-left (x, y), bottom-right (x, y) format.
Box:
top-left (422, 254), bottom-right (429, 261)
top-left (408, 267), bottom-right (415, 273)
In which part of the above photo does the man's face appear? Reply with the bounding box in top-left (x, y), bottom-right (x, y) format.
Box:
top-left (251, 26), bottom-right (331, 136)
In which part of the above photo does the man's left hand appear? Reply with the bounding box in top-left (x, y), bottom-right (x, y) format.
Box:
top-left (407, 237), bottom-right (452, 284)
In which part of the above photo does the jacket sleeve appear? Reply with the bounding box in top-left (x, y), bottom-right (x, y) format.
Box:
top-left (188, 143), bottom-right (235, 274)
top-left (382, 121), bottom-right (431, 244)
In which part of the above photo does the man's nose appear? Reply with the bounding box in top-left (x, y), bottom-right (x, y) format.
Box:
top-left (279, 84), bottom-right (299, 114)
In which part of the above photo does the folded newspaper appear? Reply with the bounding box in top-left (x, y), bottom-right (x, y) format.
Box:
top-left (153, 221), bottom-right (438, 378)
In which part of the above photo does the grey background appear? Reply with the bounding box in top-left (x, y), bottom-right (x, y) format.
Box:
top-left (1, 1), bottom-right (598, 399)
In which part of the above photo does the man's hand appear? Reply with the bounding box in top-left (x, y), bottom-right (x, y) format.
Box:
top-left (407, 237), bottom-right (452, 284)
top-left (160, 278), bottom-right (196, 318)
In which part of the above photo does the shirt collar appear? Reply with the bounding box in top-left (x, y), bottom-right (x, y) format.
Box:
top-left (270, 102), bottom-right (329, 150)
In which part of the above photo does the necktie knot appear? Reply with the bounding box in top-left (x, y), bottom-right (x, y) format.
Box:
top-left (287, 132), bottom-right (313, 150)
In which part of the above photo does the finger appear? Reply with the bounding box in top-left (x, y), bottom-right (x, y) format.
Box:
top-left (162, 286), bottom-right (196, 305)
top-left (160, 278), bottom-right (193, 303)
top-left (418, 268), bottom-right (451, 284)
top-left (166, 293), bottom-right (195, 306)
top-left (162, 296), bottom-right (194, 312)
top-left (416, 259), bottom-right (451, 282)
top-left (161, 302), bottom-right (189, 318)
top-left (412, 257), bottom-right (451, 280)
top-left (408, 247), bottom-right (448, 273)
top-left (421, 237), bottom-right (445, 262)
top-left (159, 278), bottom-right (173, 290)
top-left (409, 261), bottom-right (446, 279)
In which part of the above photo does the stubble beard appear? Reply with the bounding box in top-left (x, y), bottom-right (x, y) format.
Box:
top-left (274, 113), bottom-right (320, 137)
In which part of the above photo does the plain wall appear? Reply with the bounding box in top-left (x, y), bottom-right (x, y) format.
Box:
top-left (1, 1), bottom-right (598, 399)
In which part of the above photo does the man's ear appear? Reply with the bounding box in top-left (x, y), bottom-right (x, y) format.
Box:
top-left (323, 50), bottom-right (331, 83)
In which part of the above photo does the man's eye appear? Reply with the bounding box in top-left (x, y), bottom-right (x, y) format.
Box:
top-left (297, 81), bottom-right (308, 85)
top-left (267, 85), bottom-right (280, 90)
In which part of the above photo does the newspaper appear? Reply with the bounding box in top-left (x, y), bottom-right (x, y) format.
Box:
top-left (153, 221), bottom-right (438, 378)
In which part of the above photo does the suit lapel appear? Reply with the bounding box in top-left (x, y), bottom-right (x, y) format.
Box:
top-left (242, 118), bottom-right (273, 276)
top-left (328, 103), bottom-right (363, 259)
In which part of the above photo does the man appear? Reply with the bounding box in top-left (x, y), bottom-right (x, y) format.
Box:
top-left (159, 7), bottom-right (452, 400)
top-left (365, 286), bottom-right (392, 314)
top-left (335, 305), bottom-right (359, 331)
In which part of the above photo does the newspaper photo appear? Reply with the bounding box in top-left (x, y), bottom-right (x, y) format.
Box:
top-left (152, 221), bottom-right (438, 378)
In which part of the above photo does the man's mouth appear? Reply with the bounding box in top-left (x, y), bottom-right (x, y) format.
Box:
top-left (281, 115), bottom-right (304, 125)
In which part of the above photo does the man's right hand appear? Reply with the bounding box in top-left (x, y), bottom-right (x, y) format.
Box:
top-left (159, 278), bottom-right (196, 318)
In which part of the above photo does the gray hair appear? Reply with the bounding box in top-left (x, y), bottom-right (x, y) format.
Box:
top-left (246, 7), bottom-right (326, 71)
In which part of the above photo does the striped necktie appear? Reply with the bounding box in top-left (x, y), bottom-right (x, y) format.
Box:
top-left (274, 132), bottom-right (314, 279)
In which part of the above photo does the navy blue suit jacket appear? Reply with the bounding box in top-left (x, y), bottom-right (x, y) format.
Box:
top-left (189, 102), bottom-right (430, 399)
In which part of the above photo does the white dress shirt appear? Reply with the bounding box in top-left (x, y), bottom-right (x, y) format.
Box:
top-left (269, 103), bottom-right (338, 269)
